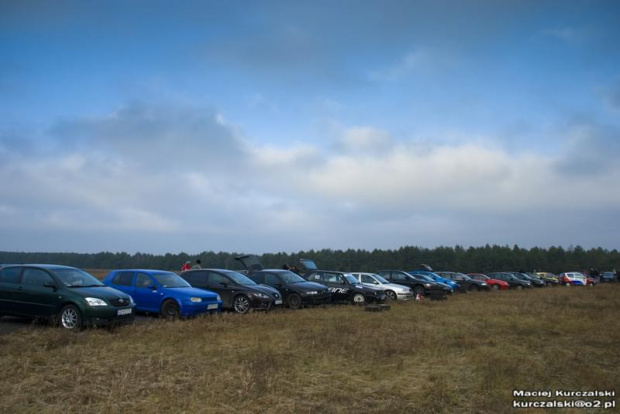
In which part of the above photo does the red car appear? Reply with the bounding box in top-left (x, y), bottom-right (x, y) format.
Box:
top-left (467, 273), bottom-right (510, 290)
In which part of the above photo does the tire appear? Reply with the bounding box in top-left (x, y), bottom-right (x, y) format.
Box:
top-left (385, 290), bottom-right (397, 301)
top-left (469, 285), bottom-right (480, 292)
top-left (413, 286), bottom-right (425, 297)
top-left (161, 300), bottom-right (181, 319)
top-left (233, 295), bottom-right (251, 314)
top-left (491, 284), bottom-right (500, 291)
top-left (564, 282), bottom-right (571, 287)
top-left (287, 293), bottom-right (302, 309)
top-left (352, 292), bottom-right (365, 305)
top-left (58, 304), bottom-right (83, 330)
top-left (515, 285), bottom-right (523, 290)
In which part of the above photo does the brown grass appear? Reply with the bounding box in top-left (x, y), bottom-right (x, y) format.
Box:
top-left (1, 286), bottom-right (619, 413)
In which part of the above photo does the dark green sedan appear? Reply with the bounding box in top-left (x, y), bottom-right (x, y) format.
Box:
top-left (0, 264), bottom-right (135, 330)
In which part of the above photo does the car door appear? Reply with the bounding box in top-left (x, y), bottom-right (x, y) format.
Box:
top-left (109, 271), bottom-right (138, 305)
top-left (323, 272), bottom-right (350, 300)
top-left (16, 267), bottom-right (59, 317)
top-left (0, 266), bottom-right (23, 314)
top-left (132, 272), bottom-right (162, 312)
top-left (206, 272), bottom-right (235, 308)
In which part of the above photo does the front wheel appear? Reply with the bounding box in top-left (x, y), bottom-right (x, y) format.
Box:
top-left (161, 300), bottom-right (181, 319)
top-left (515, 285), bottom-right (523, 290)
top-left (413, 286), bottom-right (425, 297)
top-left (58, 304), bottom-right (83, 330)
top-left (469, 285), bottom-right (480, 292)
top-left (491, 284), bottom-right (500, 291)
top-left (385, 290), bottom-right (397, 301)
top-left (352, 293), bottom-right (365, 305)
top-left (287, 293), bottom-right (302, 309)
top-left (233, 295), bottom-right (251, 314)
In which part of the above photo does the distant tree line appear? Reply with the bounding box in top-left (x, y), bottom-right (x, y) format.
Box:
top-left (1, 244), bottom-right (618, 274)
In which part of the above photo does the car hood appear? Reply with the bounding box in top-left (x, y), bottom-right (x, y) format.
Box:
top-left (162, 286), bottom-right (220, 298)
top-left (247, 284), bottom-right (281, 298)
top-left (69, 286), bottom-right (133, 300)
top-left (288, 281), bottom-right (328, 292)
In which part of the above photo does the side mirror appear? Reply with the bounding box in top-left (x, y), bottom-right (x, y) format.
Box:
top-left (44, 281), bottom-right (57, 290)
top-left (148, 283), bottom-right (156, 290)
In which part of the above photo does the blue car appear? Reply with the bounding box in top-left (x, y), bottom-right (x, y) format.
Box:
top-left (103, 269), bottom-right (222, 318)
top-left (409, 270), bottom-right (460, 292)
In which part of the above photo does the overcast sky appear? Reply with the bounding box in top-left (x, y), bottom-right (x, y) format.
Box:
top-left (1, 0), bottom-right (619, 255)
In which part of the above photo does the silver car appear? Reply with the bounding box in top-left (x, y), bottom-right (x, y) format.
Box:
top-left (350, 272), bottom-right (414, 301)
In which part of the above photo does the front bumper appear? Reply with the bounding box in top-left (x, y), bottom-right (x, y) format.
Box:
top-left (83, 305), bottom-right (136, 327)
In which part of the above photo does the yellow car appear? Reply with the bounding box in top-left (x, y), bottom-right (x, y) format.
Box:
top-left (536, 272), bottom-right (560, 286)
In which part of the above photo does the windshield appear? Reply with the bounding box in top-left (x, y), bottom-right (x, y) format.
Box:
top-left (455, 272), bottom-right (472, 281)
top-left (280, 271), bottom-right (306, 284)
top-left (373, 274), bottom-right (390, 284)
top-left (52, 268), bottom-right (105, 287)
top-left (223, 271), bottom-right (257, 285)
top-left (412, 274), bottom-right (434, 282)
top-left (345, 274), bottom-right (359, 284)
top-left (153, 272), bottom-right (191, 288)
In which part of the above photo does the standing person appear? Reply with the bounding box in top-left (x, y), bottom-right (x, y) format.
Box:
top-left (615, 268), bottom-right (619, 283)
top-left (192, 259), bottom-right (202, 269)
top-left (181, 261), bottom-right (191, 271)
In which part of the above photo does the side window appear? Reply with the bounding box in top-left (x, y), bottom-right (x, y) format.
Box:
top-left (264, 273), bottom-right (279, 286)
top-left (361, 274), bottom-right (374, 284)
top-left (251, 273), bottom-right (265, 284)
top-left (309, 272), bottom-right (323, 281)
top-left (393, 273), bottom-right (405, 281)
top-left (324, 273), bottom-right (341, 283)
top-left (0, 267), bottom-right (22, 284)
top-left (208, 273), bottom-right (230, 285)
top-left (135, 273), bottom-right (152, 288)
top-left (186, 271), bottom-right (208, 286)
top-left (112, 272), bottom-right (134, 286)
top-left (22, 269), bottom-right (54, 286)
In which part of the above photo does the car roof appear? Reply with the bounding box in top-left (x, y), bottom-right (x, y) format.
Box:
top-left (1, 264), bottom-right (78, 270)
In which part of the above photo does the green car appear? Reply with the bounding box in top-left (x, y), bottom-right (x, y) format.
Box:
top-left (0, 264), bottom-right (135, 330)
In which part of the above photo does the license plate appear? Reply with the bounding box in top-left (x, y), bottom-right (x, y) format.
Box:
top-left (117, 308), bottom-right (132, 316)
top-left (275, 300), bottom-right (282, 305)
top-left (207, 304), bottom-right (219, 310)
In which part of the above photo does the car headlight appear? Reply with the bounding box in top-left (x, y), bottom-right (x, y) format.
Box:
top-left (481, 283), bottom-right (487, 286)
top-left (254, 292), bottom-right (269, 299)
top-left (305, 290), bottom-right (318, 295)
top-left (189, 297), bottom-right (202, 303)
top-left (216, 295), bottom-right (221, 302)
top-left (85, 297), bottom-right (107, 307)
top-left (424, 283), bottom-right (431, 288)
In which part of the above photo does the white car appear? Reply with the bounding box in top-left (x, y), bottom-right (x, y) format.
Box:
top-left (558, 272), bottom-right (590, 286)
top-left (350, 272), bottom-right (414, 301)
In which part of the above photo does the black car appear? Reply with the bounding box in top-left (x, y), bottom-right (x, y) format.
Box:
top-left (304, 270), bottom-right (386, 304)
top-left (487, 272), bottom-right (533, 290)
top-left (248, 270), bottom-right (331, 309)
top-left (376, 270), bottom-right (453, 296)
top-left (180, 269), bottom-right (283, 314)
top-left (434, 271), bottom-right (491, 292)
top-left (508, 272), bottom-right (546, 288)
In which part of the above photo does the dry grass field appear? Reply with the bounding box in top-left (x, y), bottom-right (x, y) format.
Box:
top-left (0, 284), bottom-right (618, 414)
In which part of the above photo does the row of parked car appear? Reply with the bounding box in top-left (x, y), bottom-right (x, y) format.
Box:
top-left (0, 259), bottom-right (609, 330)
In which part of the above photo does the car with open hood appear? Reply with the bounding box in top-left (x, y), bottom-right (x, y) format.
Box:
top-left (294, 259), bottom-right (386, 305)
top-left (350, 272), bottom-right (414, 301)
top-left (103, 269), bottom-right (221, 318)
top-left (181, 268), bottom-right (283, 314)
top-left (0, 264), bottom-right (135, 330)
